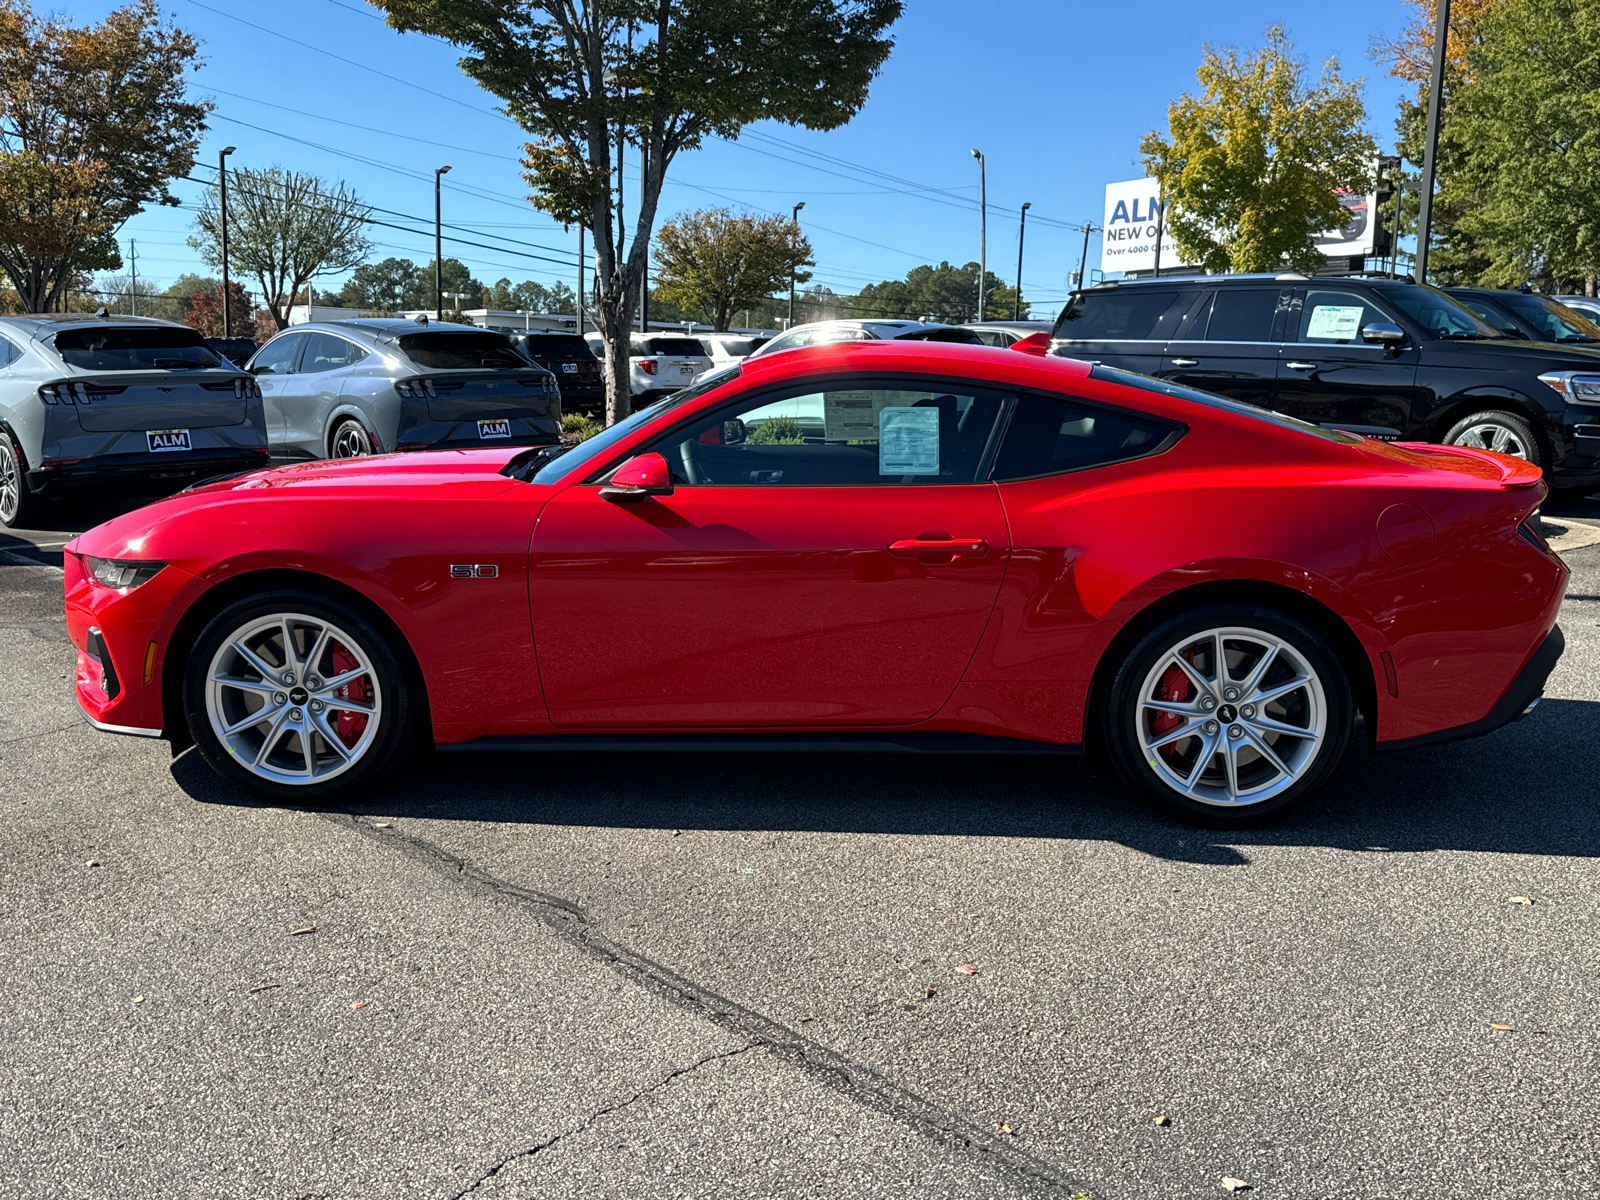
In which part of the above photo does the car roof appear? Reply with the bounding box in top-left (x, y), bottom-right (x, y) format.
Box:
top-left (963, 321), bottom-right (1052, 331)
top-left (281, 317), bottom-right (497, 343)
top-left (0, 312), bottom-right (189, 338)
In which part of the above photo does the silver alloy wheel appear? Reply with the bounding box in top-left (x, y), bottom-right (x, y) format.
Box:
top-left (1452, 421), bottom-right (1532, 460)
top-left (331, 421), bottom-right (374, 458)
top-left (205, 611), bottom-right (383, 786)
top-left (0, 439), bottom-right (19, 525)
top-left (1136, 625), bottom-right (1327, 807)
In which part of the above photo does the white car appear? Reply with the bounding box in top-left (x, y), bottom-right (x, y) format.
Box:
top-left (699, 332), bottom-right (771, 368)
top-left (750, 319), bottom-right (983, 360)
top-left (960, 320), bottom-right (1053, 347)
top-left (585, 332), bottom-right (713, 409)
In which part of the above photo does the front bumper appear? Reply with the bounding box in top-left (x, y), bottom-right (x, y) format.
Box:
top-left (1376, 624), bottom-right (1564, 752)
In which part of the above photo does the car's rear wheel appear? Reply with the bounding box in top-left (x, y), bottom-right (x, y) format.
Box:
top-left (184, 591), bottom-right (416, 803)
top-left (1104, 605), bottom-right (1353, 827)
top-left (1443, 410), bottom-right (1541, 467)
top-left (0, 433), bottom-right (48, 529)
top-left (330, 419), bottom-right (375, 459)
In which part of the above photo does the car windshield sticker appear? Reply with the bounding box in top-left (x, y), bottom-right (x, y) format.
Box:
top-left (879, 406), bottom-right (939, 474)
top-left (1306, 304), bottom-right (1365, 341)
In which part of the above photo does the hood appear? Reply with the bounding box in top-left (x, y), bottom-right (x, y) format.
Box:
top-left (189, 447), bottom-right (527, 493)
top-left (1447, 336), bottom-right (1600, 366)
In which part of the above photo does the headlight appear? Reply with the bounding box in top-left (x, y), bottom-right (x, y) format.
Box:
top-left (85, 556), bottom-right (166, 590)
top-left (1538, 371), bottom-right (1600, 405)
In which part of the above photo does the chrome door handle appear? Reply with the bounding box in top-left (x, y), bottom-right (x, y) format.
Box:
top-left (1170, 357), bottom-right (1198, 367)
top-left (1286, 361), bottom-right (1318, 371)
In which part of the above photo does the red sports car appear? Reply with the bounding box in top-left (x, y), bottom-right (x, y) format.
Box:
top-left (63, 341), bottom-right (1567, 826)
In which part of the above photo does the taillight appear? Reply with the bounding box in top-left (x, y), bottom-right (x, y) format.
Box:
top-left (396, 378), bottom-right (438, 399)
top-left (639, 358), bottom-right (658, 376)
top-left (38, 383), bottom-right (62, 404)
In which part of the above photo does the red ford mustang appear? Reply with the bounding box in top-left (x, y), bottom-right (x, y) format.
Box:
top-left (62, 341), bottom-right (1566, 826)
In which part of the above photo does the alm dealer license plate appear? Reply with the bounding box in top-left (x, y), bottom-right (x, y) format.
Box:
top-left (477, 419), bottom-right (513, 439)
top-left (147, 429), bottom-right (191, 452)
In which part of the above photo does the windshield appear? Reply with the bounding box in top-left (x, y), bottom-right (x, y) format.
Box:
top-left (1496, 293), bottom-right (1600, 342)
top-left (518, 335), bottom-right (592, 356)
top-left (54, 326), bottom-right (222, 370)
top-left (509, 365), bottom-right (742, 484)
top-left (1089, 364), bottom-right (1361, 444)
top-left (397, 331), bottom-right (526, 369)
top-left (1382, 286), bottom-right (1503, 339)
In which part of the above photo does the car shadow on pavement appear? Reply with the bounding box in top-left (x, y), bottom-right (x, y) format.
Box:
top-left (176, 697), bottom-right (1600, 866)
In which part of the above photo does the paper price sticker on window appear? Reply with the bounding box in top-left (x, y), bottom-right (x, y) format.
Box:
top-left (1306, 304), bottom-right (1365, 341)
top-left (824, 390), bottom-right (879, 441)
top-left (879, 406), bottom-right (940, 475)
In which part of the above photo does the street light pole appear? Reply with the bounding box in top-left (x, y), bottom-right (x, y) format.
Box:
top-left (789, 201), bottom-right (805, 328)
top-left (1014, 202), bottom-right (1031, 322)
top-left (578, 225), bottom-right (586, 333)
top-left (971, 149), bottom-right (986, 320)
top-left (434, 165), bottom-right (451, 319)
top-left (219, 146), bottom-right (236, 336)
top-left (1415, 0), bottom-right (1452, 283)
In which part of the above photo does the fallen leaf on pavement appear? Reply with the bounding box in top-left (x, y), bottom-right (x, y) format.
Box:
top-left (131, 995), bottom-right (144, 1005)
top-left (288, 926), bottom-right (317, 937)
top-left (1488, 1022), bottom-right (1515, 1031)
top-left (349, 1000), bottom-right (368, 1010)
top-left (1508, 896), bottom-right (1532, 905)
top-left (995, 1121), bottom-right (1014, 1134)
top-left (87, 860), bottom-right (101, 868)
top-left (799, 1016), bottom-right (815, 1024)
top-left (248, 984), bottom-right (281, 994)
top-left (1221, 1178), bottom-right (1251, 1193)
top-left (956, 964), bottom-right (979, 976)
top-left (373, 822), bottom-right (391, 829)
top-left (925, 988), bottom-right (937, 999)
top-left (1154, 1115), bottom-right (1170, 1127)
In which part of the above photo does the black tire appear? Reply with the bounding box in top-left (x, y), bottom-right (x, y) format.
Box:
top-left (1102, 603), bottom-right (1353, 828)
top-left (0, 432), bottom-right (49, 529)
top-left (1442, 409), bottom-right (1542, 469)
top-left (329, 418), bottom-right (375, 459)
top-left (183, 589), bottom-right (419, 804)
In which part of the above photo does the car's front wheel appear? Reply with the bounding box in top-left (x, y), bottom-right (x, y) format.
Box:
top-left (1103, 604), bottom-right (1353, 827)
top-left (1443, 410), bottom-right (1541, 468)
top-left (184, 590), bottom-right (418, 803)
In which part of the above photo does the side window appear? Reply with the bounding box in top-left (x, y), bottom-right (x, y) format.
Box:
top-left (1294, 290), bottom-right (1391, 345)
top-left (1199, 288), bottom-right (1283, 342)
top-left (1055, 288), bottom-right (1197, 341)
top-left (990, 392), bottom-right (1180, 481)
top-left (635, 378), bottom-right (1011, 486)
top-left (302, 333), bottom-right (367, 372)
top-left (0, 335), bottom-right (19, 368)
top-left (249, 333), bottom-right (304, 375)
top-left (1457, 297), bottom-right (1519, 335)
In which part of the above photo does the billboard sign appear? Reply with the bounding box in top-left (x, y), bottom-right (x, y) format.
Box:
top-left (1100, 177), bottom-right (1381, 275)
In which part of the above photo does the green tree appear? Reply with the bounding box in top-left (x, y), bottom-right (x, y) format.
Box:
top-left (652, 207), bottom-right (813, 330)
top-left (401, 258), bottom-right (482, 312)
top-left (1141, 26), bottom-right (1376, 273)
top-left (191, 167), bottom-right (372, 331)
top-left (0, 0), bottom-right (209, 311)
top-left (1445, 0), bottom-right (1600, 290)
top-left (371, 0), bottom-right (903, 425)
top-left (852, 261), bottom-right (1019, 324)
top-left (341, 256), bottom-right (420, 310)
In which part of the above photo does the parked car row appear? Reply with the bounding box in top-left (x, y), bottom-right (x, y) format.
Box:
top-left (1047, 273), bottom-right (1600, 495)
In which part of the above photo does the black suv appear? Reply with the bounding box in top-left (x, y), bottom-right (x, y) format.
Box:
top-left (1050, 273), bottom-right (1600, 493)
top-left (509, 331), bottom-right (604, 415)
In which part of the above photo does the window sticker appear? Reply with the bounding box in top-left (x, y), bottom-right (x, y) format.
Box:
top-left (823, 390), bottom-right (880, 441)
top-left (1305, 304), bottom-right (1365, 341)
top-left (879, 406), bottom-right (940, 474)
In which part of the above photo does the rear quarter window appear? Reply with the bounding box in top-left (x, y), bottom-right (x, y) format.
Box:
top-left (991, 389), bottom-right (1182, 480)
top-left (1054, 288), bottom-right (1196, 342)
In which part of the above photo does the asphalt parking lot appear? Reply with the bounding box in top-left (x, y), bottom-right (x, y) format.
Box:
top-left (2, 495), bottom-right (1598, 1200)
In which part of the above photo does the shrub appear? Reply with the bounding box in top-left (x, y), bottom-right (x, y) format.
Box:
top-left (747, 415), bottom-right (805, 444)
top-left (561, 412), bottom-right (602, 442)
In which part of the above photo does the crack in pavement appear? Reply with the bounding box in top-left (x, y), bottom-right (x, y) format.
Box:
top-left (326, 812), bottom-right (1089, 1198)
top-left (449, 1041), bottom-right (770, 1198)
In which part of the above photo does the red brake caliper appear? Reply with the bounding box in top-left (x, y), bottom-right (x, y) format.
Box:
top-left (1150, 660), bottom-right (1192, 760)
top-left (330, 644), bottom-right (370, 746)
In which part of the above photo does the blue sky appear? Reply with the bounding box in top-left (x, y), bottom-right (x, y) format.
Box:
top-left (81, 0), bottom-right (1416, 316)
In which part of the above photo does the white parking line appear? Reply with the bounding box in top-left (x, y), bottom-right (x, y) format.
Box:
top-left (1545, 516), bottom-right (1600, 554)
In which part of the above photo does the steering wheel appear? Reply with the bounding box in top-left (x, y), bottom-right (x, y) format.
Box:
top-left (677, 439), bottom-right (705, 485)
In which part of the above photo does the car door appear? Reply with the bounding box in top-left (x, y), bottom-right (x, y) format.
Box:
top-left (528, 375), bottom-right (1014, 727)
top-left (284, 332), bottom-right (369, 458)
top-left (246, 331), bottom-right (307, 451)
top-left (1160, 286), bottom-right (1288, 407)
top-left (1273, 287), bottom-right (1423, 435)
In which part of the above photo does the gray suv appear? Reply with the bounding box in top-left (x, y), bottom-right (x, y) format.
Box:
top-left (246, 319), bottom-right (562, 460)
top-left (0, 314), bottom-right (268, 528)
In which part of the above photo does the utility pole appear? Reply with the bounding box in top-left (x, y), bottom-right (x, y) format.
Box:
top-left (219, 146), bottom-right (236, 336)
top-left (971, 149), bottom-right (986, 320)
top-left (434, 165), bottom-right (451, 319)
top-left (1014, 202), bottom-right (1031, 321)
top-left (1415, 0), bottom-right (1452, 283)
top-left (1075, 222), bottom-right (1099, 291)
top-left (640, 142), bottom-right (649, 333)
top-left (1151, 183), bottom-right (1165, 277)
top-left (578, 226), bottom-right (586, 333)
top-left (789, 201), bottom-right (805, 328)
top-left (129, 239), bottom-right (138, 316)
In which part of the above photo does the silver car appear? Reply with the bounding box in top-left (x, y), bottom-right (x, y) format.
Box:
top-left (0, 314), bottom-right (268, 528)
top-left (246, 319), bottom-right (561, 460)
